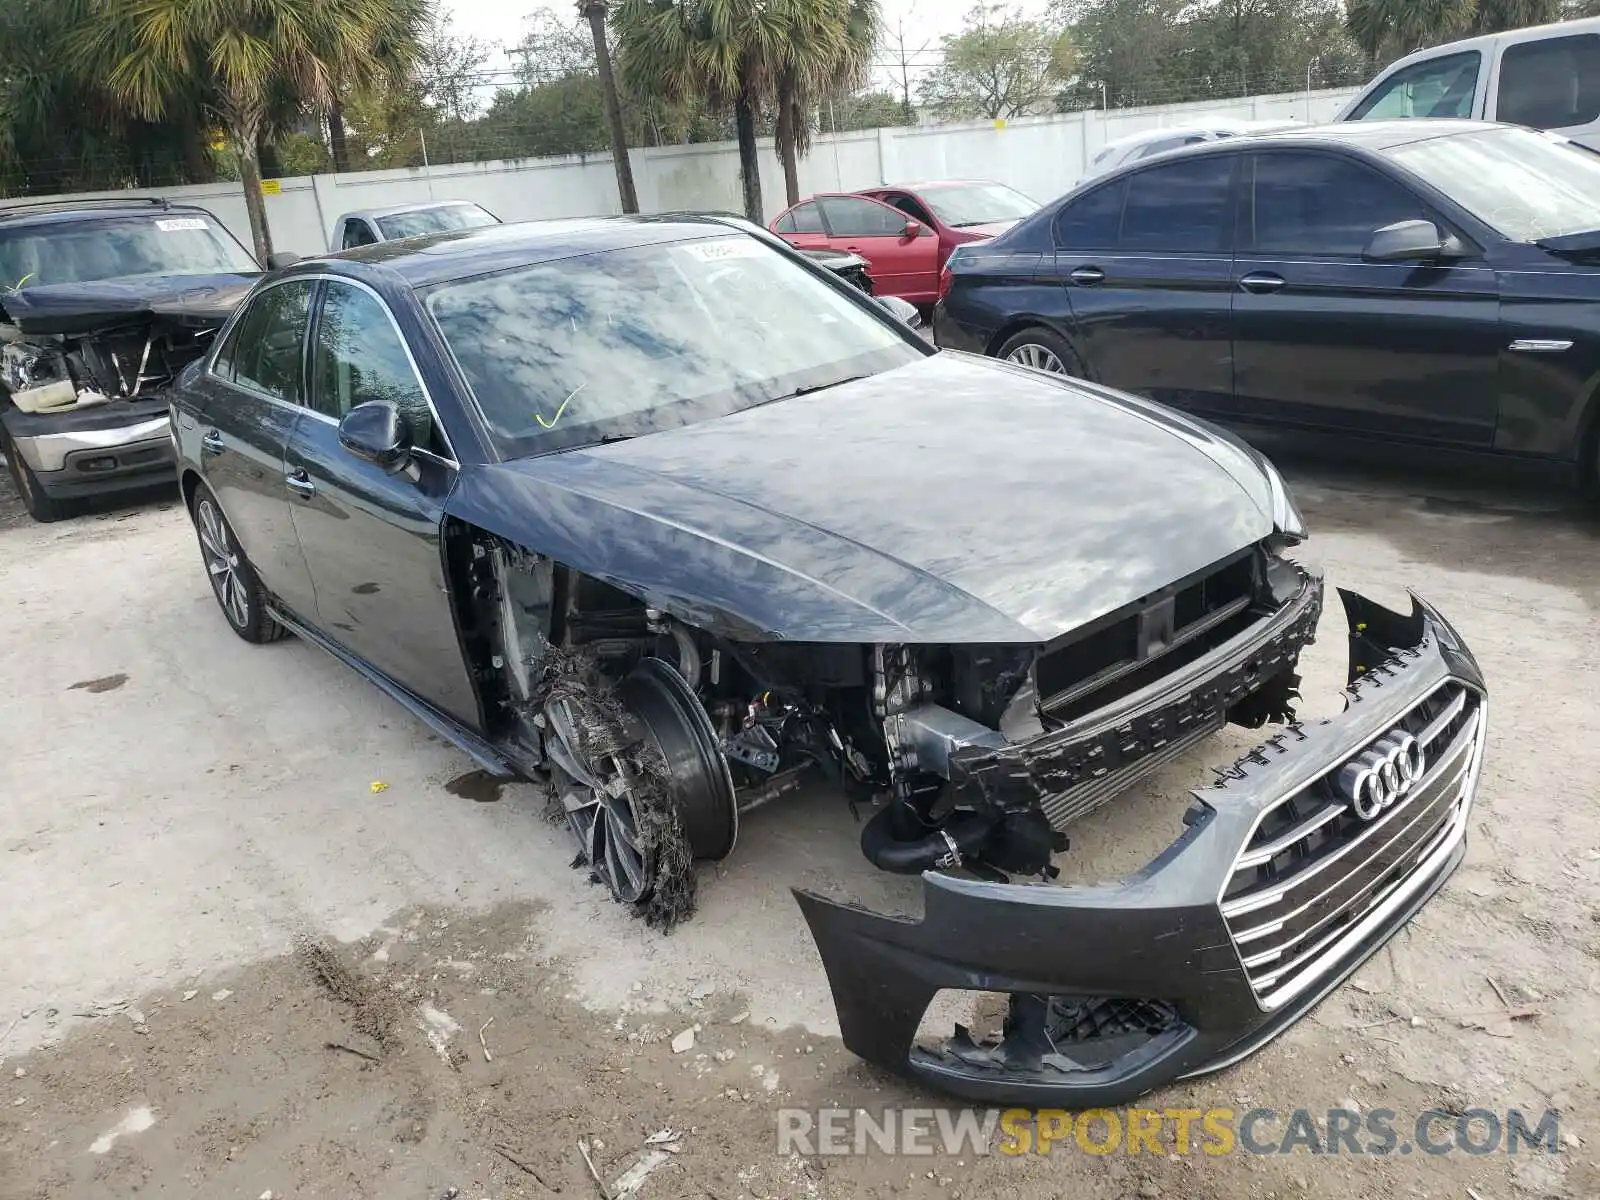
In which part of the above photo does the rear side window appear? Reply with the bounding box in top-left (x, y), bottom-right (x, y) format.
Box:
top-left (777, 202), bottom-right (825, 234)
top-left (224, 280), bottom-right (314, 403)
top-left (1496, 35), bottom-right (1600, 130)
top-left (1120, 156), bottom-right (1235, 252)
top-left (1054, 180), bottom-right (1125, 248)
top-left (341, 220), bottom-right (377, 249)
top-left (1348, 51), bottom-right (1480, 120)
top-left (1249, 153), bottom-right (1427, 256)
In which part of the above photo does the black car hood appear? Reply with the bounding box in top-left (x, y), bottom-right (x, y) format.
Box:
top-left (0, 272), bottom-right (259, 335)
top-left (448, 352), bottom-right (1277, 643)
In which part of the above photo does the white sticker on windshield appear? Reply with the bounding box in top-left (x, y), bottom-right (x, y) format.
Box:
top-left (678, 239), bottom-right (762, 261)
top-left (155, 217), bottom-right (209, 232)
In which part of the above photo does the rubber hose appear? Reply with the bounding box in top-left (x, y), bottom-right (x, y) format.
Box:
top-left (860, 805), bottom-right (995, 874)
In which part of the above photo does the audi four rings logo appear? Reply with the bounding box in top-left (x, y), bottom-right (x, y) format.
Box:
top-left (1336, 731), bottom-right (1427, 821)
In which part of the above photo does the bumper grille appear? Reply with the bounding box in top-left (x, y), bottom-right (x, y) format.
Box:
top-left (1220, 683), bottom-right (1485, 1009)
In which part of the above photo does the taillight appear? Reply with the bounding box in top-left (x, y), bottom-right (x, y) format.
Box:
top-left (938, 261), bottom-right (953, 301)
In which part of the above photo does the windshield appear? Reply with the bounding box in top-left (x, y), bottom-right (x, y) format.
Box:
top-left (377, 204), bottom-right (499, 240)
top-left (1385, 126), bottom-right (1600, 242)
top-left (918, 183), bottom-right (1038, 227)
top-left (426, 234), bottom-right (922, 456)
top-left (0, 212), bottom-right (257, 288)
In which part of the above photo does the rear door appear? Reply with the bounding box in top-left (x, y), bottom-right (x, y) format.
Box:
top-left (282, 277), bottom-right (480, 727)
top-left (817, 195), bottom-right (941, 302)
top-left (194, 278), bottom-right (320, 621)
top-left (771, 201), bottom-right (829, 252)
top-left (1052, 153), bottom-right (1238, 413)
top-left (1228, 149), bottom-right (1501, 446)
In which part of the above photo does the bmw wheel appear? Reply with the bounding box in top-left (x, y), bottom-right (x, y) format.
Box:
top-left (996, 327), bottom-right (1085, 378)
top-left (190, 482), bottom-right (286, 644)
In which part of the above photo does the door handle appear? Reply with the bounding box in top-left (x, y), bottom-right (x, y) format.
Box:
top-left (1238, 272), bottom-right (1286, 294)
top-left (201, 429), bottom-right (225, 456)
top-left (284, 469), bottom-right (317, 498)
top-left (1069, 266), bottom-right (1105, 285)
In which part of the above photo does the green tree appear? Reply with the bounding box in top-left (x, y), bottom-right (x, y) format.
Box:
top-left (1345, 0), bottom-right (1475, 60)
top-left (615, 0), bottom-right (790, 220)
top-left (817, 88), bottom-right (915, 132)
top-left (326, 0), bottom-right (429, 172)
top-left (918, 4), bottom-right (1075, 120)
top-left (1471, 0), bottom-right (1562, 31)
top-left (74, 0), bottom-right (420, 261)
top-left (773, 0), bottom-right (880, 206)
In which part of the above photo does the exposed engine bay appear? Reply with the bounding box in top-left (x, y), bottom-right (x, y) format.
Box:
top-left (1, 310), bottom-right (221, 414)
top-left (461, 532), bottom-right (1319, 928)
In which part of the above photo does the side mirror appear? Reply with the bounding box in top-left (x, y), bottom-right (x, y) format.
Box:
top-left (875, 295), bottom-right (923, 328)
top-left (902, 220), bottom-right (925, 239)
top-left (265, 250), bottom-right (302, 271)
top-left (338, 401), bottom-right (412, 473)
top-left (1363, 219), bottom-right (1459, 262)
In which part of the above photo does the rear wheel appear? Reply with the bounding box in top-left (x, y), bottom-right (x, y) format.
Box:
top-left (996, 327), bottom-right (1085, 378)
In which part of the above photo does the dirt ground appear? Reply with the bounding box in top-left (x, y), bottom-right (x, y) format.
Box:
top-left (1, 450), bottom-right (1598, 1200)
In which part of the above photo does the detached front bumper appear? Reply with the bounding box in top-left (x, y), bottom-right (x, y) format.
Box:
top-left (794, 589), bottom-right (1488, 1107)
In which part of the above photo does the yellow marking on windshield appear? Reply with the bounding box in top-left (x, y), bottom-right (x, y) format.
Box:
top-left (535, 383), bottom-right (585, 429)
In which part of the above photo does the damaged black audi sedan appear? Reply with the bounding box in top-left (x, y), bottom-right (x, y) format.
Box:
top-left (170, 215), bottom-right (1487, 1106)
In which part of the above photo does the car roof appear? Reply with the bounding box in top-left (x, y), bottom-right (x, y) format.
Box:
top-left (340, 199), bottom-right (489, 222)
top-left (1101, 118), bottom-right (1511, 166)
top-left (305, 214), bottom-right (758, 288)
top-left (0, 197), bottom-right (218, 229)
top-left (871, 180), bottom-right (999, 191)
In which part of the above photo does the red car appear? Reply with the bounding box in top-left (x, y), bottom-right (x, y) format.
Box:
top-left (770, 180), bottom-right (1039, 304)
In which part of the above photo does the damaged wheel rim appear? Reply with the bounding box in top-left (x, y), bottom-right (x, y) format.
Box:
top-left (196, 499), bottom-right (247, 628)
top-left (546, 694), bottom-right (655, 905)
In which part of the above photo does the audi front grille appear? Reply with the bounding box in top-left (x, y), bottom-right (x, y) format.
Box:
top-left (1220, 682), bottom-right (1486, 1010)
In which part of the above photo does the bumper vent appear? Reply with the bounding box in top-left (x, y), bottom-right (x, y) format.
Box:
top-left (1220, 683), bottom-right (1485, 1009)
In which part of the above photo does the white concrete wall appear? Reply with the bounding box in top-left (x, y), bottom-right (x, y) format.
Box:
top-left (0, 86), bottom-right (1360, 257)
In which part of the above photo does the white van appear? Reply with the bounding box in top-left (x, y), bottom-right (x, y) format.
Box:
top-left (1337, 17), bottom-right (1600, 149)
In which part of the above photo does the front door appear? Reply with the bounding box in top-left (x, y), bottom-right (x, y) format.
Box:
top-left (196, 278), bottom-right (320, 620)
top-left (1229, 150), bottom-right (1501, 446)
top-left (1052, 154), bottom-right (1238, 414)
top-left (283, 278), bottom-right (481, 728)
top-left (818, 195), bottom-right (940, 301)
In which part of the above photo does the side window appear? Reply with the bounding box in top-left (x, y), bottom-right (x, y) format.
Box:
top-left (774, 211), bottom-right (797, 233)
top-left (1054, 179), bottom-right (1125, 248)
top-left (1496, 35), bottom-right (1600, 130)
top-left (1348, 51), bottom-right (1481, 121)
top-left (226, 280), bottom-right (314, 402)
top-left (1250, 153), bottom-right (1427, 257)
top-left (1120, 156), bottom-right (1235, 253)
top-left (785, 202), bottom-right (826, 233)
top-left (341, 220), bottom-right (377, 249)
top-left (819, 196), bottom-right (907, 237)
top-left (311, 282), bottom-right (437, 452)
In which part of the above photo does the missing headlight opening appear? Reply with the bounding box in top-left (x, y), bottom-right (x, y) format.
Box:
top-left (459, 520), bottom-right (1484, 1104)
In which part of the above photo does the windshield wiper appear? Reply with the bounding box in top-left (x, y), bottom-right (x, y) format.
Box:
top-left (755, 375), bottom-right (870, 406)
top-left (1535, 229), bottom-right (1600, 257)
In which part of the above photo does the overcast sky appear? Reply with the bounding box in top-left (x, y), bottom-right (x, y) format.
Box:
top-left (446, 0), bottom-right (1052, 98)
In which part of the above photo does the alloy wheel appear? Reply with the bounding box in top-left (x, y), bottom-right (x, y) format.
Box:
top-left (1005, 343), bottom-right (1067, 374)
top-left (196, 498), bottom-right (249, 629)
top-left (546, 694), bottom-right (653, 904)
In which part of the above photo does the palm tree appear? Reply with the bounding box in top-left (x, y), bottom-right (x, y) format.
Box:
top-left (1346, 0), bottom-right (1474, 61)
top-left (616, 0), bottom-right (790, 223)
top-left (580, 0), bottom-right (640, 213)
top-left (1471, 0), bottom-right (1561, 32)
top-left (773, 0), bottom-right (880, 208)
top-left (72, 0), bottom-right (409, 262)
top-left (328, 0), bottom-right (428, 173)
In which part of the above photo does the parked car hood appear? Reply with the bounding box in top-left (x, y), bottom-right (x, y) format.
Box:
top-left (0, 272), bottom-right (259, 335)
top-left (448, 352), bottom-right (1277, 644)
